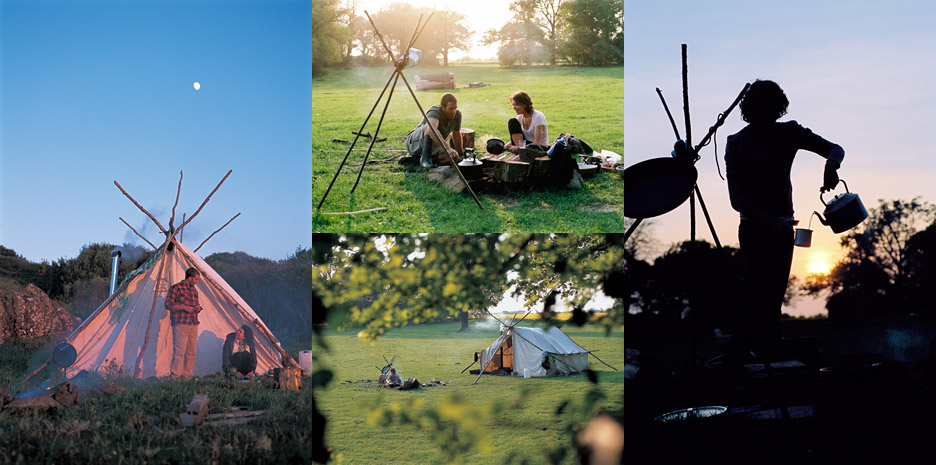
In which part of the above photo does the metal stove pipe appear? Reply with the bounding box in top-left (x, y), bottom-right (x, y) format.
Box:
top-left (109, 247), bottom-right (122, 296)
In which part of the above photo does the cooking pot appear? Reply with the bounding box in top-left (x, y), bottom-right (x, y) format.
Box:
top-left (621, 157), bottom-right (698, 219)
top-left (814, 179), bottom-right (868, 233)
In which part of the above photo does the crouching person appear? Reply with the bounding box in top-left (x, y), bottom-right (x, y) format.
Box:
top-left (404, 93), bottom-right (463, 167)
top-left (223, 325), bottom-right (257, 378)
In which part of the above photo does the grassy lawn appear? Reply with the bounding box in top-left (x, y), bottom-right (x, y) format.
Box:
top-left (311, 64), bottom-right (625, 232)
top-left (0, 321), bottom-right (624, 464)
top-left (316, 321), bottom-right (625, 464)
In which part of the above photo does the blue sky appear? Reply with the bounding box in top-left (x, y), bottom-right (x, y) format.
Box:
top-left (1, 0), bottom-right (313, 262)
top-left (624, 0), bottom-right (936, 315)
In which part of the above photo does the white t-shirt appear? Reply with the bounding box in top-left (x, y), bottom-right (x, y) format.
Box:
top-left (516, 110), bottom-right (548, 146)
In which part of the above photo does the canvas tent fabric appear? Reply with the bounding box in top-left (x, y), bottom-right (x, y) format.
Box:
top-left (480, 326), bottom-right (588, 378)
top-left (63, 240), bottom-right (285, 379)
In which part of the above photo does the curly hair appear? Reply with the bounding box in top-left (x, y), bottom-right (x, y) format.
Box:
top-left (510, 91), bottom-right (534, 114)
top-left (740, 80), bottom-right (789, 123)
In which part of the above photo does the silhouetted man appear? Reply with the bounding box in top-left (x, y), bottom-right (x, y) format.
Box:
top-left (725, 79), bottom-right (844, 364)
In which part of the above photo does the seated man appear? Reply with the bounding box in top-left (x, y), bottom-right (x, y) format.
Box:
top-left (222, 325), bottom-right (257, 378)
top-left (385, 367), bottom-right (402, 386)
top-left (404, 92), bottom-right (463, 167)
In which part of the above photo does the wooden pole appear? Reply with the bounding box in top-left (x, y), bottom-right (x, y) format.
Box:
top-left (133, 242), bottom-right (171, 378)
top-left (587, 352), bottom-right (619, 371)
top-left (350, 69), bottom-right (403, 193)
top-left (316, 61), bottom-right (408, 210)
top-left (120, 217), bottom-right (158, 250)
top-left (681, 43), bottom-right (692, 148)
top-left (170, 170), bottom-right (183, 230)
top-left (114, 180), bottom-right (168, 233)
top-left (194, 213), bottom-right (241, 253)
top-left (365, 12), bottom-right (484, 210)
top-left (175, 170), bottom-right (232, 236)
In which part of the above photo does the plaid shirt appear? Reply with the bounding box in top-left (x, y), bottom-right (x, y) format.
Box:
top-left (165, 279), bottom-right (202, 325)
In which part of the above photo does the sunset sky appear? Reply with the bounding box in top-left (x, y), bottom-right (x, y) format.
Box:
top-left (624, 0), bottom-right (936, 315)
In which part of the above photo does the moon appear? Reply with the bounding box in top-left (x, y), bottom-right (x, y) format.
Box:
top-left (193, 82), bottom-right (201, 91)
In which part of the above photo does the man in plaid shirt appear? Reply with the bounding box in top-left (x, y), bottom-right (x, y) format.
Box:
top-left (165, 267), bottom-right (202, 379)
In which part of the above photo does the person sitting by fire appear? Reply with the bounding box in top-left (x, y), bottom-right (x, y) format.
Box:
top-left (222, 324), bottom-right (257, 379)
top-left (385, 367), bottom-right (402, 387)
top-left (404, 92), bottom-right (464, 168)
top-left (504, 91), bottom-right (549, 154)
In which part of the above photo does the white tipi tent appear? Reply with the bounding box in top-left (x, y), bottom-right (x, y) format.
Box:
top-left (477, 326), bottom-right (589, 381)
top-left (64, 239), bottom-right (291, 379)
top-left (31, 171), bottom-right (295, 380)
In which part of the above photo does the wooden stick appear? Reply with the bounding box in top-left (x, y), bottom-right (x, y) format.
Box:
top-left (316, 51), bottom-right (406, 210)
top-left (176, 170), bottom-right (232, 236)
top-left (205, 410), bottom-right (265, 420)
top-left (194, 212), bottom-right (241, 253)
top-left (204, 416), bottom-right (262, 426)
top-left (169, 170), bottom-right (183, 230)
top-left (459, 359), bottom-right (477, 374)
top-left (321, 207), bottom-right (387, 216)
top-left (120, 217), bottom-right (158, 250)
top-left (180, 213), bottom-right (185, 242)
top-left (133, 241), bottom-right (170, 378)
top-left (23, 360), bottom-right (51, 383)
top-left (681, 43), bottom-right (692, 149)
top-left (114, 180), bottom-right (167, 233)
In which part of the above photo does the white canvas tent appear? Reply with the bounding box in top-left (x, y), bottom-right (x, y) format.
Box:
top-left (27, 170), bottom-right (294, 381)
top-left (478, 326), bottom-right (589, 380)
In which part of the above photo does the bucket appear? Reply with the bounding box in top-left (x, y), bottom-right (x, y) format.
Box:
top-left (523, 368), bottom-right (530, 379)
top-left (298, 350), bottom-right (315, 374)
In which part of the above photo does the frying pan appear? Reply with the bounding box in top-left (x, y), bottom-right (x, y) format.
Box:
top-left (53, 342), bottom-right (78, 368)
top-left (622, 157), bottom-right (698, 219)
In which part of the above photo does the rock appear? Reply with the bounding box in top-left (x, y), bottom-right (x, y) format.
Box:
top-left (0, 284), bottom-right (81, 343)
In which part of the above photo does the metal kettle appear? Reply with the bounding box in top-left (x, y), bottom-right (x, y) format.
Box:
top-left (813, 179), bottom-right (868, 234)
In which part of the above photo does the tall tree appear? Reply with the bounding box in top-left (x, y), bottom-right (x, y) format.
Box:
top-left (559, 0), bottom-right (623, 65)
top-left (484, 1), bottom-right (549, 66)
top-left (339, 0), bottom-right (363, 59)
top-left (510, 0), bottom-right (565, 65)
top-left (313, 0), bottom-right (351, 75)
top-left (427, 9), bottom-right (473, 67)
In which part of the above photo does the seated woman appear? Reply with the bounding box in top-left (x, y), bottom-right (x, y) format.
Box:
top-left (505, 91), bottom-right (549, 154)
top-left (222, 325), bottom-right (257, 378)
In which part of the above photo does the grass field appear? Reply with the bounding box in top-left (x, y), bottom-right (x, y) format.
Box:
top-left (0, 320), bottom-right (624, 464)
top-left (311, 64), bottom-right (625, 232)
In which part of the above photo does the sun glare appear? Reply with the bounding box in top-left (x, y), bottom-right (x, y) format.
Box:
top-left (807, 260), bottom-right (833, 275)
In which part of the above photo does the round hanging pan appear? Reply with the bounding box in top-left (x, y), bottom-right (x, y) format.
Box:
top-left (622, 157), bottom-right (698, 219)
